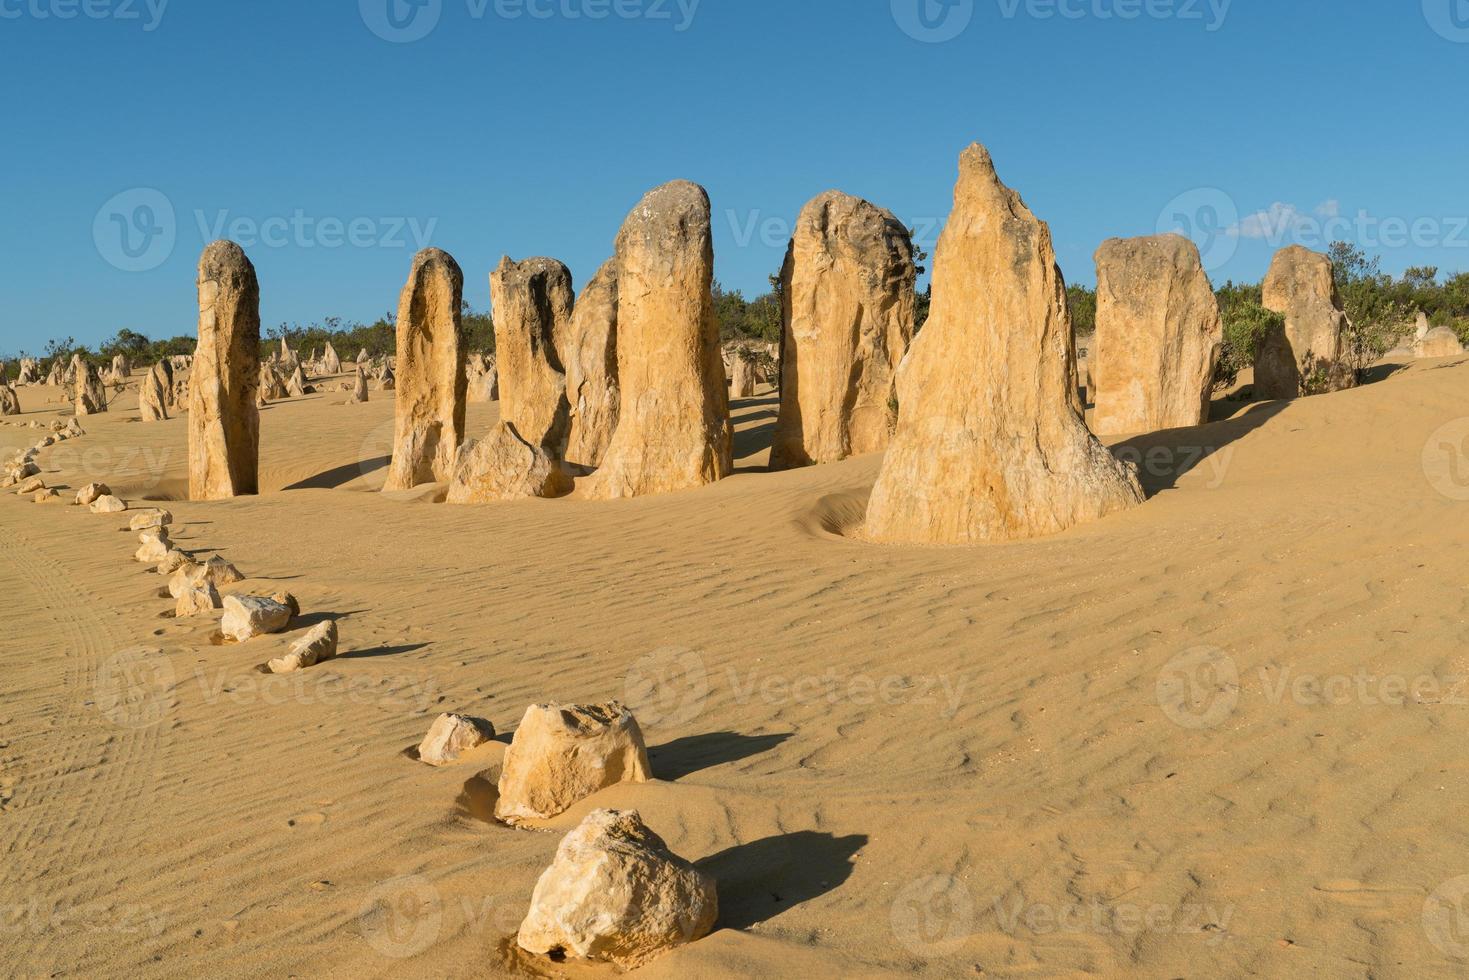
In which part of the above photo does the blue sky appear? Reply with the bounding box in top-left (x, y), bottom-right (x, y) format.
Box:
top-left (2, 0), bottom-right (1466, 355)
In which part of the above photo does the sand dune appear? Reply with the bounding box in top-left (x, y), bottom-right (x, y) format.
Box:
top-left (4, 357), bottom-right (1469, 977)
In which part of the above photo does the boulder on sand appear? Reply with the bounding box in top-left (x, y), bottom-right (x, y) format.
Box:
top-left (416, 712), bottom-right (495, 766)
top-left (89, 494), bottom-right (127, 514)
top-left (134, 528), bottom-right (172, 564)
top-left (220, 593), bottom-right (296, 642)
top-left (175, 581), bottom-right (221, 618)
top-left (862, 143), bottom-right (1143, 545)
top-left (446, 421), bottom-right (570, 503)
top-left (76, 482), bottom-right (111, 506)
top-left (139, 362), bottom-right (170, 422)
top-left (1417, 326), bottom-right (1465, 358)
top-left (266, 620), bottom-right (339, 674)
top-left (495, 701), bottom-right (651, 826)
top-left (516, 808), bottom-right (718, 967)
top-left (0, 384), bottom-right (19, 417)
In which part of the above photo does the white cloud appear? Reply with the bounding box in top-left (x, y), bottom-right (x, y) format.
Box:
top-left (1226, 199), bottom-right (1340, 240)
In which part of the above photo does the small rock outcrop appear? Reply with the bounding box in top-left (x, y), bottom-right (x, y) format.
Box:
top-left (220, 593), bottom-right (296, 642)
top-left (140, 363), bottom-right (170, 422)
top-left (267, 621), bottom-right (339, 674)
top-left (73, 355), bottom-right (107, 415)
top-left (416, 713), bottom-right (495, 766)
top-left (495, 701), bottom-right (651, 825)
top-left (517, 809), bottom-right (718, 967)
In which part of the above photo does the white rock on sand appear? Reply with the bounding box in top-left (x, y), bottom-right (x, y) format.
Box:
top-left (175, 582), bottom-right (221, 618)
top-left (220, 593), bottom-right (297, 642)
top-left (495, 701), bottom-right (651, 825)
top-left (266, 620), bottom-right (339, 674)
top-left (89, 495), bottom-right (127, 514)
top-left (416, 713), bottom-right (495, 766)
top-left (76, 482), bottom-right (110, 506)
top-left (516, 808), bottom-right (718, 967)
top-left (134, 529), bottom-right (172, 564)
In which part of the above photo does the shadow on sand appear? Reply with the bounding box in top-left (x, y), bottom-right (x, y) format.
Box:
top-left (649, 731), bottom-right (792, 781)
top-left (700, 831), bottom-right (867, 931)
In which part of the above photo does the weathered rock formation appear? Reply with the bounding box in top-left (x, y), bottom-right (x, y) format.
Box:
top-left (1255, 246), bottom-right (1356, 399)
top-left (0, 384), bottom-right (18, 417)
top-left (495, 701), bottom-right (651, 825)
top-left (770, 191), bottom-right (915, 469)
top-left (582, 182), bottom-right (731, 499)
top-left (351, 364), bottom-right (369, 403)
top-left (417, 713), bottom-right (495, 766)
top-left (220, 593), bottom-right (296, 642)
top-left (188, 241), bottom-right (260, 500)
top-left (491, 256), bottom-right (574, 458)
top-left (467, 354), bottom-right (498, 403)
top-left (517, 809), bottom-right (718, 967)
top-left (139, 363), bottom-right (170, 422)
top-left (565, 260), bottom-right (620, 468)
top-left (267, 620), bottom-right (339, 674)
top-left (73, 356), bottom-right (107, 415)
top-left (383, 249), bottom-right (467, 491)
top-left (1417, 326), bottom-right (1465, 358)
top-left (321, 342), bottom-right (341, 375)
top-left (1090, 234), bottom-right (1223, 435)
top-left (730, 350), bottom-right (757, 399)
top-left (446, 421), bottom-right (568, 502)
top-left (862, 144), bottom-right (1144, 545)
